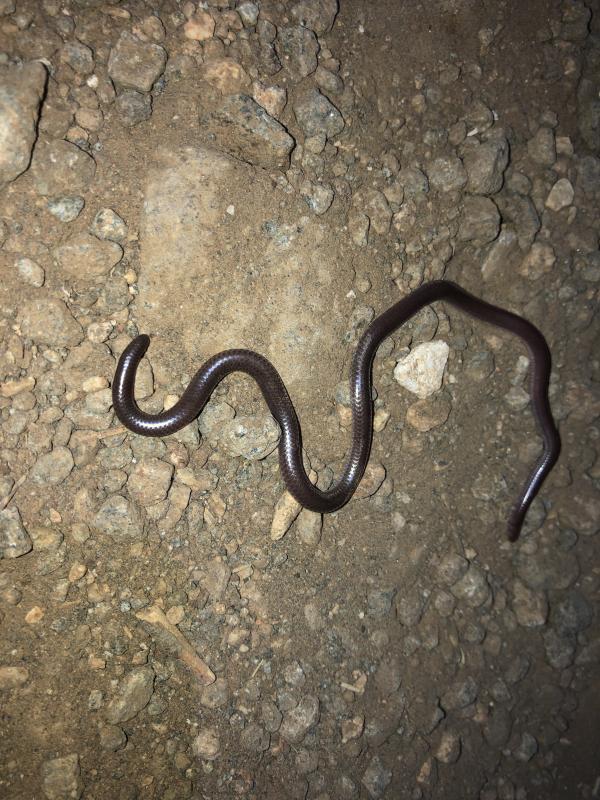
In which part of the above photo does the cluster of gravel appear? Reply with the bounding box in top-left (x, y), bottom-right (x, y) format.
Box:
top-left (0, 0), bottom-right (599, 798)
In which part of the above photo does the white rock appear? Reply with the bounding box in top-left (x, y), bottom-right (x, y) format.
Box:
top-left (393, 341), bottom-right (449, 399)
top-left (270, 491), bottom-right (302, 541)
top-left (545, 178), bottom-right (574, 211)
top-left (16, 257), bottom-right (45, 287)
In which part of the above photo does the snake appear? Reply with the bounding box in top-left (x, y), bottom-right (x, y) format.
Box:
top-left (112, 280), bottom-right (560, 541)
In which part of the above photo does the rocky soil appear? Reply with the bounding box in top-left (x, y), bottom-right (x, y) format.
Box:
top-left (1, 0), bottom-right (599, 798)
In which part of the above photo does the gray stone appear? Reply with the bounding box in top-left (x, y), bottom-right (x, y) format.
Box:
top-left (293, 88), bottom-right (344, 139)
top-left (0, 507), bottom-right (32, 559)
top-left (512, 579), bottom-right (548, 627)
top-left (362, 756), bottom-right (392, 799)
top-left (200, 557), bottom-right (231, 600)
top-left (291, 0), bottom-right (339, 34)
top-left (280, 694), bottom-right (320, 744)
top-left (116, 90), bottom-right (152, 127)
top-left (15, 256), bottom-right (45, 287)
top-left (127, 457), bottom-right (174, 505)
top-left (40, 754), bottom-right (84, 800)
top-left (436, 553), bottom-right (469, 585)
top-left (54, 233), bottom-right (123, 280)
top-left (364, 694), bottom-right (406, 747)
top-left (237, 2), bottom-right (259, 26)
top-left (576, 637), bottom-right (600, 666)
top-left (220, 414), bottom-right (280, 460)
top-left (192, 728), bottom-right (220, 760)
top-left (30, 447), bottom-right (74, 486)
top-left (518, 242), bottom-right (556, 281)
top-left (514, 732), bottom-right (538, 762)
top-left (108, 32), bottom-right (166, 92)
top-left (199, 402), bottom-right (236, 442)
top-left (0, 61), bottom-right (47, 189)
top-left (374, 658), bottom-right (402, 697)
top-left (514, 545), bottom-right (579, 590)
top-left (201, 94), bottom-right (295, 170)
top-left (200, 678), bottom-right (230, 709)
top-left (559, 491), bottom-right (600, 536)
top-left (90, 208), bottom-right (128, 243)
top-left (458, 195), bottom-right (500, 244)
top-left (276, 26), bottom-right (319, 79)
top-left (441, 675), bottom-right (478, 711)
top-left (543, 629), bottom-right (575, 670)
top-left (300, 179), bottom-right (334, 215)
top-left (47, 196), bottom-right (85, 223)
top-left (61, 40), bottom-right (94, 75)
top-left (262, 700), bottom-right (283, 732)
top-left (396, 587), bottom-right (425, 626)
top-left (481, 225), bottom-right (518, 281)
top-left (19, 296), bottom-right (83, 347)
top-left (367, 587), bottom-right (397, 618)
top-left (406, 393), bottom-right (451, 432)
top-left (483, 707), bottom-right (512, 748)
top-left (99, 724), bottom-right (127, 752)
top-left (450, 564), bottom-right (490, 607)
top-left (31, 139), bottom-right (96, 197)
top-left (240, 722), bottom-right (271, 752)
top-left (315, 65), bottom-right (344, 95)
top-left (93, 495), bottom-right (144, 539)
top-left (545, 178), bottom-right (574, 211)
top-left (527, 126), bottom-right (556, 165)
top-left (499, 194), bottom-right (540, 249)
top-left (352, 188), bottom-right (391, 235)
top-left (550, 591), bottom-right (593, 635)
top-left (505, 654), bottom-right (530, 685)
top-left (576, 155), bottom-right (600, 198)
top-left (61, 340), bottom-right (115, 391)
top-left (427, 155), bottom-right (467, 192)
top-left (462, 137), bottom-right (509, 195)
top-left (398, 167), bottom-right (429, 198)
top-left (105, 666), bottom-right (155, 723)
top-left (464, 350), bottom-right (495, 381)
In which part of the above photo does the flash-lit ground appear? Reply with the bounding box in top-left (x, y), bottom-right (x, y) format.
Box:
top-left (1, 1), bottom-right (599, 798)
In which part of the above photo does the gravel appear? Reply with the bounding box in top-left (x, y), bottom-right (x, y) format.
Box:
top-left (31, 139), bottom-right (96, 196)
top-left (115, 90), bottom-right (152, 127)
top-left (90, 209), bottom-right (128, 243)
top-left (108, 32), bottom-right (167, 93)
top-left (293, 87), bottom-right (345, 139)
top-left (54, 233), bottom-right (123, 280)
top-left (0, 507), bottom-right (32, 559)
top-left (276, 26), bottom-right (320, 79)
top-left (105, 666), bottom-right (155, 724)
top-left (40, 754), bottom-right (83, 800)
top-left (280, 694), bottom-right (320, 744)
top-left (47, 196), bottom-right (85, 223)
top-left (0, 2), bottom-right (597, 798)
top-left (201, 94), bottom-right (295, 169)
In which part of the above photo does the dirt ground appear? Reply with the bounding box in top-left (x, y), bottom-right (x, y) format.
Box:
top-left (1, 0), bottom-right (599, 798)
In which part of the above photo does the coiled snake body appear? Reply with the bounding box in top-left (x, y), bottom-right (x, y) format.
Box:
top-left (113, 280), bottom-right (560, 541)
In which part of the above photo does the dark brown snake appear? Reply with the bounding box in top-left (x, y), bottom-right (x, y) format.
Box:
top-left (112, 280), bottom-right (560, 541)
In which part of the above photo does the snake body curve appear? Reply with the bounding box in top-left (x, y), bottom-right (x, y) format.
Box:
top-left (112, 280), bottom-right (560, 541)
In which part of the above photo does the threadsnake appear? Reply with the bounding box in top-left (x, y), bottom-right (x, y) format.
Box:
top-left (112, 280), bottom-right (560, 541)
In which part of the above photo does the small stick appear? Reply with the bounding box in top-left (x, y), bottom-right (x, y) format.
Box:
top-left (77, 426), bottom-right (128, 441)
top-left (135, 605), bottom-right (215, 685)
